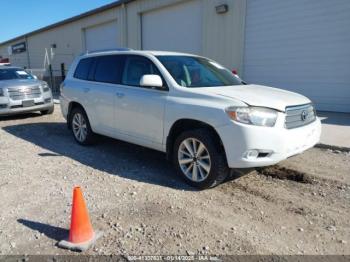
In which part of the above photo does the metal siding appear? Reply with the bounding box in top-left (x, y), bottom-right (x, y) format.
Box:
top-left (84, 20), bottom-right (119, 51)
top-left (141, 0), bottom-right (202, 54)
top-left (126, 0), bottom-right (246, 70)
top-left (125, 0), bottom-right (187, 51)
top-left (0, 7), bottom-right (119, 72)
top-left (202, 0), bottom-right (246, 71)
top-left (0, 0), bottom-right (246, 77)
top-left (0, 39), bottom-right (29, 68)
top-left (243, 0), bottom-right (350, 112)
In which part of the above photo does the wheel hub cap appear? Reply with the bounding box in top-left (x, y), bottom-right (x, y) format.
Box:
top-left (178, 138), bottom-right (211, 182)
top-left (72, 113), bottom-right (87, 142)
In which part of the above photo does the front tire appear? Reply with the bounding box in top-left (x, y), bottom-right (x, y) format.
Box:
top-left (70, 107), bottom-right (95, 145)
top-left (173, 128), bottom-right (229, 189)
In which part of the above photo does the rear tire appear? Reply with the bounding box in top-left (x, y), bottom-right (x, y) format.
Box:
top-left (40, 106), bottom-right (54, 115)
top-left (173, 128), bottom-right (229, 189)
top-left (70, 107), bottom-right (95, 145)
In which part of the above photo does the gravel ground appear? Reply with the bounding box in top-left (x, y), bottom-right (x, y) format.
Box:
top-left (0, 105), bottom-right (349, 255)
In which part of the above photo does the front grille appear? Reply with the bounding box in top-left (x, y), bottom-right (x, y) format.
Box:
top-left (8, 86), bottom-right (41, 101)
top-left (285, 104), bottom-right (316, 129)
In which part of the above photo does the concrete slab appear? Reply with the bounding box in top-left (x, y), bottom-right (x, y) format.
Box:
top-left (317, 111), bottom-right (350, 149)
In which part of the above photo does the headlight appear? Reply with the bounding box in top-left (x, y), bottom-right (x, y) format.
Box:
top-left (42, 83), bottom-right (50, 92)
top-left (225, 106), bottom-right (278, 127)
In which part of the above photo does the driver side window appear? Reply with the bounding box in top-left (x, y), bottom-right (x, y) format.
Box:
top-left (121, 55), bottom-right (165, 89)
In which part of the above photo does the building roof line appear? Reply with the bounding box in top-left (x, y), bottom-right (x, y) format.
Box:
top-left (0, 0), bottom-right (134, 46)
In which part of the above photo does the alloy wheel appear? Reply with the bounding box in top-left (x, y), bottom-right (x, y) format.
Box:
top-left (72, 113), bottom-right (87, 143)
top-left (178, 138), bottom-right (211, 182)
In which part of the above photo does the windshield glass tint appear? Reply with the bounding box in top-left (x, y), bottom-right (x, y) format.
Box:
top-left (156, 56), bottom-right (242, 87)
top-left (0, 68), bottom-right (34, 80)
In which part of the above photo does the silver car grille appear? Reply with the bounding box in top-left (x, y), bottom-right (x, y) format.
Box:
top-left (285, 104), bottom-right (316, 129)
top-left (8, 86), bottom-right (41, 101)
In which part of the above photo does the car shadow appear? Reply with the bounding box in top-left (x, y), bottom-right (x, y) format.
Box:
top-left (0, 112), bottom-right (43, 121)
top-left (3, 122), bottom-right (194, 191)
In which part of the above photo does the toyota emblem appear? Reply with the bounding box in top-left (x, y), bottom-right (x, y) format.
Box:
top-left (301, 110), bottom-right (308, 121)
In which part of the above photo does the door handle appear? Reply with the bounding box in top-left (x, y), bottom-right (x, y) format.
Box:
top-left (83, 87), bottom-right (90, 93)
top-left (116, 92), bottom-right (125, 98)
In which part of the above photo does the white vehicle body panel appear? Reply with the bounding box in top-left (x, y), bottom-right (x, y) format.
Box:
top-left (113, 84), bottom-right (167, 144)
top-left (60, 50), bottom-right (321, 168)
top-left (199, 84), bottom-right (311, 111)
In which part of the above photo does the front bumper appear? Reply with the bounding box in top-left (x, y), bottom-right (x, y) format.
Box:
top-left (216, 113), bottom-right (322, 168)
top-left (0, 92), bottom-right (54, 116)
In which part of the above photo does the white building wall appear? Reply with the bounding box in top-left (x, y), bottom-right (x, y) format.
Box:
top-left (202, 0), bottom-right (246, 72)
top-left (141, 0), bottom-right (203, 54)
top-left (0, 0), bottom-right (246, 74)
top-left (125, 0), bottom-right (246, 71)
top-left (0, 7), bottom-right (120, 73)
top-left (0, 38), bottom-right (29, 68)
top-left (243, 0), bottom-right (350, 112)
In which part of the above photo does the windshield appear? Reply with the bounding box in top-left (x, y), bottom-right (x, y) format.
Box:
top-left (0, 68), bottom-right (34, 80)
top-left (156, 55), bottom-right (243, 87)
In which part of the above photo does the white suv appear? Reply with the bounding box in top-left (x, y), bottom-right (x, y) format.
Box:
top-left (60, 50), bottom-right (321, 189)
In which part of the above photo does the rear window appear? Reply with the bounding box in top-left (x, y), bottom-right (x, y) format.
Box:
top-left (94, 55), bottom-right (124, 84)
top-left (74, 58), bottom-right (93, 80)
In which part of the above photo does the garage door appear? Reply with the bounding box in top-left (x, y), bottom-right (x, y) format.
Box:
top-left (84, 20), bottom-right (118, 52)
top-left (141, 0), bottom-right (202, 55)
top-left (243, 0), bottom-right (350, 112)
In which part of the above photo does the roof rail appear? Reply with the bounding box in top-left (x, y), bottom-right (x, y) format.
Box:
top-left (85, 48), bottom-right (133, 55)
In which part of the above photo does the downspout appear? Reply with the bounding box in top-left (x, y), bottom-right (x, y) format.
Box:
top-left (25, 35), bottom-right (31, 68)
top-left (122, 3), bottom-right (128, 48)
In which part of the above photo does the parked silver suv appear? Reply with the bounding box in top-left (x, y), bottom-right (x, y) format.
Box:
top-left (0, 66), bottom-right (54, 116)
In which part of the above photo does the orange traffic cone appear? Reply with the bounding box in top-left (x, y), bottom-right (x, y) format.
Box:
top-left (58, 187), bottom-right (102, 252)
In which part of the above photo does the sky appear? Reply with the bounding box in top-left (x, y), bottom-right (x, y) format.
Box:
top-left (0, 0), bottom-right (117, 43)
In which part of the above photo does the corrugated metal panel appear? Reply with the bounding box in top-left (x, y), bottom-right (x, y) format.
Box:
top-left (84, 20), bottom-right (119, 51)
top-left (243, 0), bottom-right (350, 112)
top-left (202, 0), bottom-right (246, 72)
top-left (141, 0), bottom-right (202, 54)
top-left (0, 7), bottom-right (120, 71)
top-left (0, 0), bottom-right (246, 75)
top-left (126, 0), bottom-right (246, 70)
top-left (0, 0), bottom-right (133, 46)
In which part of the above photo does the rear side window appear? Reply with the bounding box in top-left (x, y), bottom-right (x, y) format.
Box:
top-left (94, 55), bottom-right (124, 84)
top-left (74, 58), bottom-right (93, 80)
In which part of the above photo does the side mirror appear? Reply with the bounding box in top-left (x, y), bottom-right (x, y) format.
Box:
top-left (32, 75), bottom-right (38, 80)
top-left (140, 74), bottom-right (163, 88)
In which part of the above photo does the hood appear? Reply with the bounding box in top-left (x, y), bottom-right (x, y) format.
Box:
top-left (0, 79), bottom-right (43, 89)
top-left (202, 84), bottom-right (311, 112)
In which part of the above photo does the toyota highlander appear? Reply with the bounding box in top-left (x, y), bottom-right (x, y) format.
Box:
top-left (60, 50), bottom-right (321, 189)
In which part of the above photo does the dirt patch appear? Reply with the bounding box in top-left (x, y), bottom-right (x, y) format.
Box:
top-left (0, 105), bottom-right (349, 255)
top-left (257, 166), bottom-right (316, 184)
